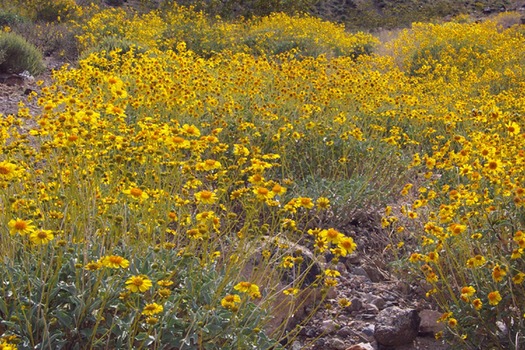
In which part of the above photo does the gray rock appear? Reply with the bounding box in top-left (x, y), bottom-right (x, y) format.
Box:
top-left (362, 314), bottom-right (377, 320)
top-left (384, 301), bottom-right (396, 308)
top-left (351, 275), bottom-right (371, 286)
top-left (325, 337), bottom-right (347, 350)
top-left (344, 253), bottom-right (361, 266)
top-left (291, 340), bottom-right (303, 350)
top-left (418, 309), bottom-right (444, 336)
top-left (337, 326), bottom-right (354, 337)
top-left (374, 306), bottom-right (420, 347)
top-left (337, 262), bottom-right (348, 275)
top-left (382, 293), bottom-right (396, 302)
top-left (305, 328), bottom-right (318, 337)
top-left (0, 73), bottom-right (24, 86)
top-left (326, 286), bottom-right (338, 299)
top-left (496, 320), bottom-right (508, 335)
top-left (362, 324), bottom-right (375, 337)
top-left (396, 281), bottom-right (411, 295)
top-left (314, 339), bottom-right (326, 347)
top-left (338, 314), bottom-right (350, 323)
top-left (321, 319), bottom-right (338, 334)
top-left (352, 267), bottom-right (371, 281)
top-left (346, 343), bottom-right (375, 350)
top-left (348, 298), bottom-right (363, 312)
top-left (365, 303), bottom-right (379, 314)
top-left (370, 296), bottom-right (386, 310)
top-left (363, 265), bottom-right (386, 282)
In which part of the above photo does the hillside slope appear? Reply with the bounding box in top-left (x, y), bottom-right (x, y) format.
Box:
top-left (169, 0), bottom-right (523, 29)
top-left (313, 0), bottom-right (523, 28)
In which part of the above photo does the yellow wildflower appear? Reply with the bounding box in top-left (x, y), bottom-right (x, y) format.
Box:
top-left (320, 228), bottom-right (343, 244)
top-left (125, 275), bottom-right (153, 293)
top-left (283, 287), bottom-right (299, 296)
top-left (8, 218), bottom-right (36, 236)
top-left (234, 281), bottom-right (261, 299)
top-left (29, 230), bottom-right (54, 245)
top-left (488, 291), bottom-right (502, 306)
top-left (195, 190), bottom-right (217, 204)
top-left (123, 187), bottom-right (149, 200)
top-left (142, 303), bottom-right (163, 316)
top-left (99, 255), bottom-right (130, 269)
top-left (221, 294), bottom-right (241, 310)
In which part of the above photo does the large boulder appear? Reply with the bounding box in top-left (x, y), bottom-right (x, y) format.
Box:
top-left (374, 306), bottom-right (420, 347)
top-left (418, 309), bottom-right (445, 336)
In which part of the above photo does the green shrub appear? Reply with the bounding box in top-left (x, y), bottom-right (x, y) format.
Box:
top-left (0, 32), bottom-right (45, 75)
top-left (0, 243), bottom-right (280, 349)
top-left (0, 10), bottom-right (28, 27)
top-left (13, 21), bottom-right (80, 60)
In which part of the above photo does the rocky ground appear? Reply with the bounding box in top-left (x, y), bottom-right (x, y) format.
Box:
top-left (285, 216), bottom-right (451, 350)
top-left (0, 57), bottom-right (62, 118)
top-left (0, 58), bottom-right (451, 350)
top-left (291, 253), bottom-right (450, 350)
top-left (0, 78), bottom-right (38, 117)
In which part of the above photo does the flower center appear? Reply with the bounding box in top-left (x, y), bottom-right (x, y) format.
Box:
top-left (130, 188), bottom-right (143, 197)
top-left (257, 188), bottom-right (269, 195)
top-left (200, 191), bottom-right (212, 199)
top-left (14, 221), bottom-right (28, 230)
top-left (109, 256), bottom-right (123, 264)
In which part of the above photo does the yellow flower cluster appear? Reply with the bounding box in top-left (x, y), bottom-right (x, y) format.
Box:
top-left (2, 0), bottom-right (82, 22)
top-left (76, 4), bottom-right (378, 59)
top-left (244, 12), bottom-right (379, 57)
top-left (379, 15), bottom-right (525, 347)
top-left (3, 3), bottom-right (525, 347)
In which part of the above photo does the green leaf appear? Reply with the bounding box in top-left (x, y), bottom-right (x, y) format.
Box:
top-left (135, 332), bottom-right (156, 346)
top-left (0, 296), bottom-right (8, 316)
top-left (55, 310), bottom-right (74, 328)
